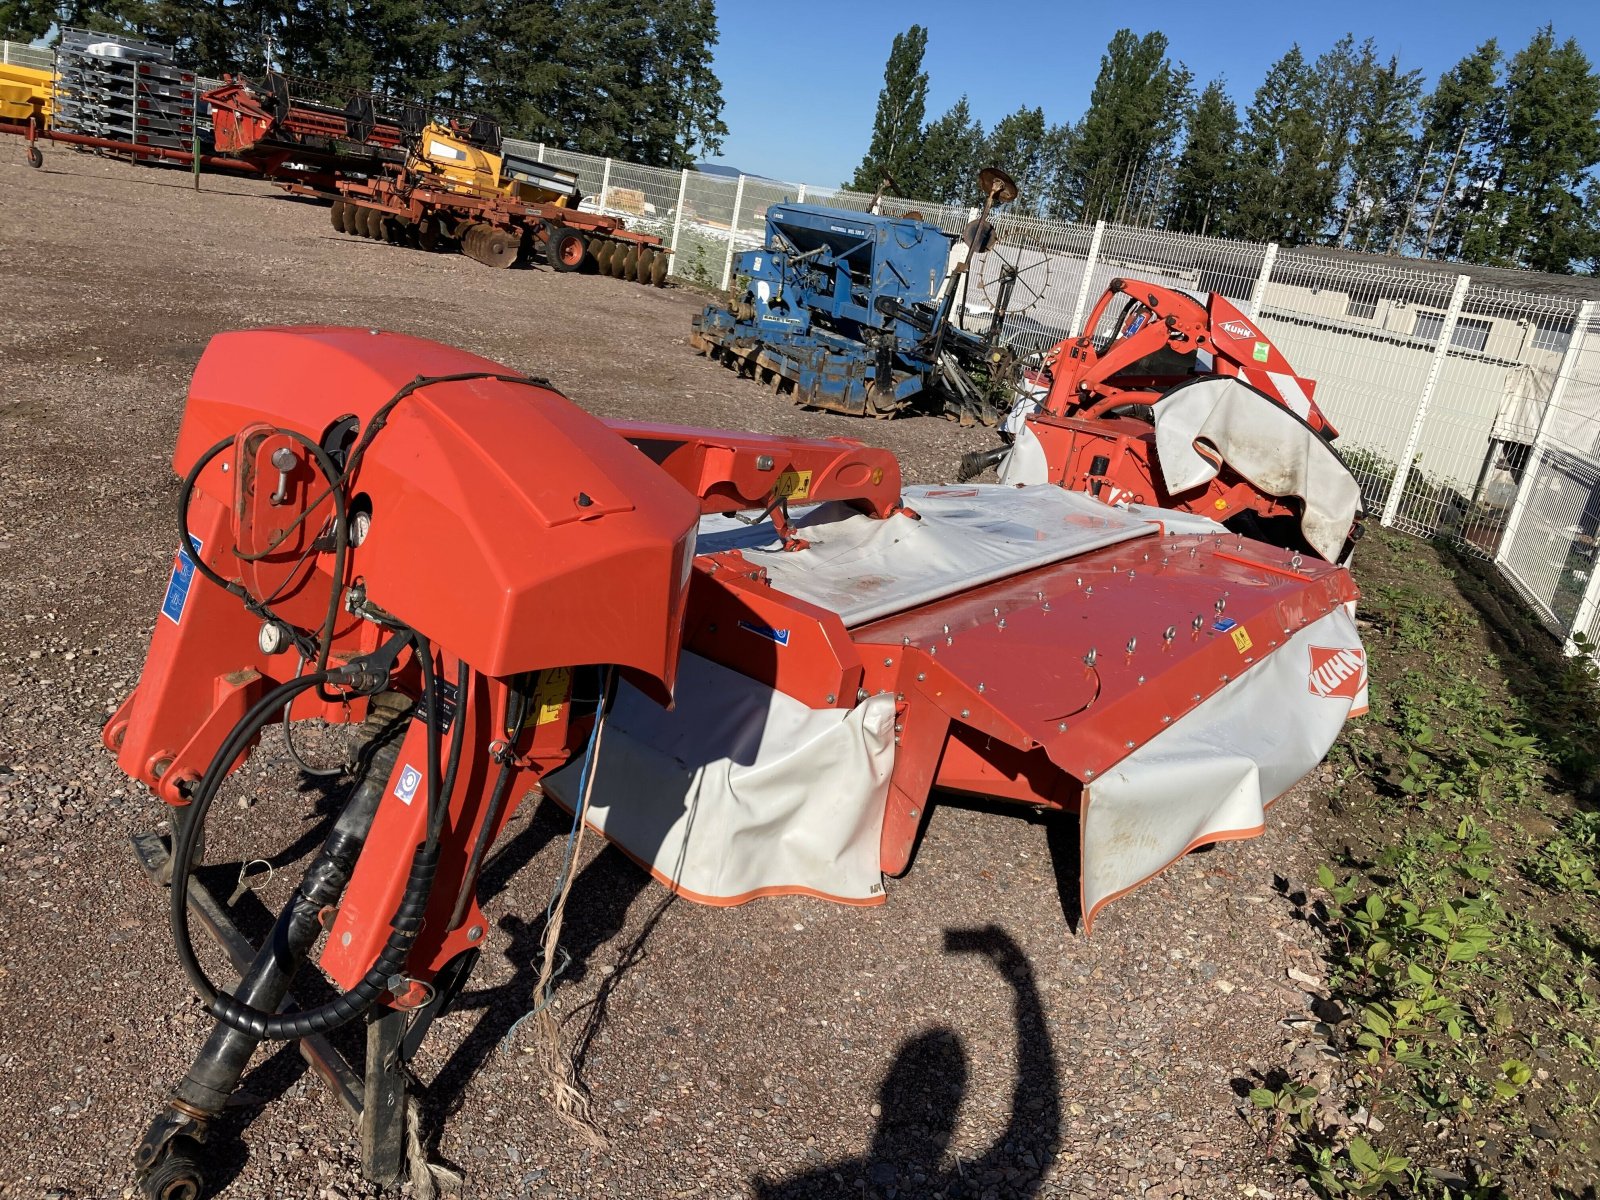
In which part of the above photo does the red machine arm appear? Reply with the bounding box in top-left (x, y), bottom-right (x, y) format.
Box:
top-left (608, 421), bottom-right (906, 548)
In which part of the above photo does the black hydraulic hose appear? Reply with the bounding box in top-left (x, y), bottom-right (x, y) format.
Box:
top-left (177, 436), bottom-right (249, 603)
top-left (170, 671), bottom-right (333, 1008)
top-left (438, 658), bottom-right (469, 833)
top-left (413, 634), bottom-right (447, 845)
top-left (171, 641), bottom-right (451, 1040)
top-left (447, 759), bottom-right (514, 932)
top-left (177, 429), bottom-right (350, 683)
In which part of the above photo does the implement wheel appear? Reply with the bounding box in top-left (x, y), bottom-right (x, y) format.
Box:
top-left (635, 247), bottom-right (656, 284)
top-left (595, 241), bottom-right (615, 274)
top-left (479, 227), bottom-right (517, 268)
top-left (137, 1136), bottom-right (206, 1200)
top-left (650, 251), bottom-right (669, 286)
top-left (621, 245), bottom-right (640, 281)
top-left (548, 226), bottom-right (586, 272)
top-left (361, 208), bottom-right (382, 238)
top-left (417, 215), bottom-right (441, 251)
top-left (27, 143), bottom-right (43, 169)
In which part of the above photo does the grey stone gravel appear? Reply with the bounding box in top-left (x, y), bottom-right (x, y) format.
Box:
top-left (0, 149), bottom-right (1319, 1199)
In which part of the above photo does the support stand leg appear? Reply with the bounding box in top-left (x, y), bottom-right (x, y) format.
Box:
top-left (362, 1005), bottom-right (409, 1186)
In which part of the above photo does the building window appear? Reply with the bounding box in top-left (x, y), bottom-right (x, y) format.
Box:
top-left (1347, 296), bottom-right (1377, 320)
top-left (1532, 322), bottom-right (1568, 352)
top-left (1453, 317), bottom-right (1491, 353)
top-left (1412, 311), bottom-right (1493, 352)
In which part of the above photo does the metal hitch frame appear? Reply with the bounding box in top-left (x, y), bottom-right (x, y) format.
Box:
top-left (130, 831), bottom-right (409, 1188)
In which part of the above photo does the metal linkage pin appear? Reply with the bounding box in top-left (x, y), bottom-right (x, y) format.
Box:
top-left (1163, 625), bottom-right (1176, 643)
top-left (1083, 647), bottom-right (1098, 667)
top-left (1126, 635), bottom-right (1137, 654)
top-left (1192, 614), bottom-right (1204, 631)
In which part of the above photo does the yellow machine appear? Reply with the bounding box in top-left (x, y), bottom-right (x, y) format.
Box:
top-left (0, 62), bottom-right (52, 124)
top-left (409, 122), bottom-right (580, 206)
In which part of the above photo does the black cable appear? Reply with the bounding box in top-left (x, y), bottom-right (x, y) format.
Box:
top-left (412, 633), bottom-right (446, 847)
top-left (176, 430), bottom-right (348, 678)
top-left (170, 671), bottom-right (332, 1008)
top-left (170, 651), bottom-right (446, 1040)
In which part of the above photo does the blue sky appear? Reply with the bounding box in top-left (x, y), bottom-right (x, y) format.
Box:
top-left (705, 0), bottom-right (1600, 187)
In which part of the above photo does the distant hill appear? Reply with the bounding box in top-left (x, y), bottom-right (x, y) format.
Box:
top-left (696, 162), bottom-right (781, 182)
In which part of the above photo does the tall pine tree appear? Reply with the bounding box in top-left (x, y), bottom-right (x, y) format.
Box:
top-left (983, 105), bottom-right (1051, 214)
top-left (918, 95), bottom-right (986, 206)
top-left (1051, 29), bottom-right (1189, 223)
top-left (1483, 26), bottom-right (1600, 272)
top-left (1336, 52), bottom-right (1423, 252)
top-left (846, 24), bottom-right (929, 195)
top-left (1165, 79), bottom-right (1241, 236)
top-left (1415, 40), bottom-right (1503, 261)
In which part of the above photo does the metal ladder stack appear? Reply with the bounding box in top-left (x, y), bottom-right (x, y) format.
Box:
top-left (53, 29), bottom-right (204, 152)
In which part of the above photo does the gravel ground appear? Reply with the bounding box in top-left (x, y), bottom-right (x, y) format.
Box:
top-left (0, 150), bottom-right (1331, 1200)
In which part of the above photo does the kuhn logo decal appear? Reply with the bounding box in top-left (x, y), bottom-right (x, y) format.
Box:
top-left (1220, 319), bottom-right (1255, 340)
top-left (1308, 646), bottom-right (1366, 701)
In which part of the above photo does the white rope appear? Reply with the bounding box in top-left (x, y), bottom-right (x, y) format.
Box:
top-left (403, 1095), bottom-right (463, 1199)
top-left (526, 687), bottom-right (613, 1149)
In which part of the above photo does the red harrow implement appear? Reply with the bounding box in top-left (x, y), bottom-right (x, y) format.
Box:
top-left (109, 327), bottom-right (1366, 1197)
top-left (330, 174), bottom-right (666, 277)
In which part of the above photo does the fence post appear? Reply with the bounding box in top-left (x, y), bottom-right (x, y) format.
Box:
top-left (1566, 566), bottom-right (1600, 656)
top-left (721, 173), bottom-right (746, 292)
top-left (1069, 221), bottom-right (1106, 334)
top-left (668, 168), bottom-right (689, 276)
top-left (1380, 273), bottom-right (1472, 528)
top-left (796, 184), bottom-right (806, 203)
top-left (1495, 300), bottom-right (1595, 566)
top-left (598, 156), bottom-right (612, 212)
top-left (1246, 242), bottom-right (1279, 318)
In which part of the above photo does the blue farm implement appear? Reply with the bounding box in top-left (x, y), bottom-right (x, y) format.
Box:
top-left (690, 168), bottom-right (1024, 424)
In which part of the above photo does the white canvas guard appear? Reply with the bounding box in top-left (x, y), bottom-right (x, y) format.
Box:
top-left (1079, 605), bottom-right (1367, 928)
top-left (995, 421), bottom-right (1049, 486)
top-left (543, 653), bottom-right (896, 905)
top-left (696, 484), bottom-right (1155, 628)
top-left (1153, 377), bottom-right (1363, 563)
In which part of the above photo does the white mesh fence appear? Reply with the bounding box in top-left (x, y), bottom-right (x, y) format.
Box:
top-left (8, 35), bottom-right (1600, 653)
top-left (0, 39), bottom-right (51, 70)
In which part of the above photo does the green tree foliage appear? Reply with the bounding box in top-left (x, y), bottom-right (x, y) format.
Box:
top-left (1052, 29), bottom-right (1190, 223)
top-left (1474, 26), bottom-right (1600, 271)
top-left (1235, 45), bottom-right (1315, 240)
top-left (1337, 52), bottom-right (1424, 252)
top-left (983, 105), bottom-right (1051, 214)
top-left (1165, 78), bottom-right (1240, 236)
top-left (1413, 40), bottom-right (1503, 260)
top-left (918, 95), bottom-right (985, 206)
top-left (846, 23), bottom-right (929, 194)
top-left (0, 0), bottom-right (726, 170)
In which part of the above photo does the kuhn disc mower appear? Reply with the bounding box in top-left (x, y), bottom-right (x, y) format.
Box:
top-left (109, 327), bottom-right (1366, 1197)
top-left (961, 277), bottom-right (1365, 564)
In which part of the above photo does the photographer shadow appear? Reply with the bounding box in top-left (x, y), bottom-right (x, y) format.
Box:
top-left (753, 925), bottom-right (1060, 1199)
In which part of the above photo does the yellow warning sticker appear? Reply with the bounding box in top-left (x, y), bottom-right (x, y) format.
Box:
top-left (1231, 626), bottom-right (1253, 653)
top-left (774, 469), bottom-right (813, 501)
top-left (1213, 497), bottom-right (1229, 511)
top-left (528, 666), bottom-right (572, 726)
